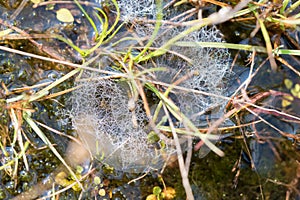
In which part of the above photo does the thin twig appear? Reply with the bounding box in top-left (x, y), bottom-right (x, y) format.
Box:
top-left (163, 104), bottom-right (194, 200)
top-left (10, 0), bottom-right (28, 21)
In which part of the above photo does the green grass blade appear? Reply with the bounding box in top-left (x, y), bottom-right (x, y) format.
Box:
top-left (280, 0), bottom-right (291, 15)
top-left (134, 0), bottom-right (163, 62)
top-left (74, 0), bottom-right (99, 38)
top-left (253, 10), bottom-right (277, 70)
top-left (0, 141), bottom-right (29, 171)
top-left (276, 49), bottom-right (300, 56)
top-left (138, 19), bottom-right (210, 62)
top-left (286, 0), bottom-right (300, 15)
top-left (174, 41), bottom-right (267, 53)
top-left (23, 111), bottom-right (83, 190)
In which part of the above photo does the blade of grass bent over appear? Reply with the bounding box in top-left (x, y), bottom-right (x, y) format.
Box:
top-left (253, 9), bottom-right (277, 71)
top-left (134, 0), bottom-right (163, 62)
top-left (74, 0), bottom-right (99, 38)
top-left (23, 111), bottom-right (83, 190)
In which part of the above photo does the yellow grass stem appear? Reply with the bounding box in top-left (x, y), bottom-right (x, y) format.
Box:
top-left (253, 10), bottom-right (277, 71)
top-left (23, 111), bottom-right (84, 190)
top-left (134, 0), bottom-right (163, 62)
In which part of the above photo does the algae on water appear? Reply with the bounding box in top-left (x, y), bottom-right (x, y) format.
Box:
top-left (69, 0), bottom-right (231, 172)
top-left (70, 76), bottom-right (177, 172)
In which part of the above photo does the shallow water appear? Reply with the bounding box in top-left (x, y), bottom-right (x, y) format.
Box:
top-left (0, 0), bottom-right (299, 199)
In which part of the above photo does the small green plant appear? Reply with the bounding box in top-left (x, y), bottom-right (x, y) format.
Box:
top-left (146, 186), bottom-right (163, 200)
top-left (54, 165), bottom-right (84, 191)
top-left (281, 78), bottom-right (300, 107)
top-left (146, 186), bottom-right (176, 200)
